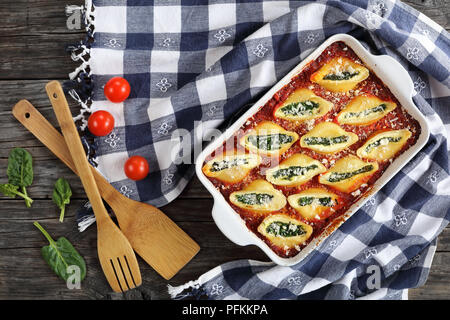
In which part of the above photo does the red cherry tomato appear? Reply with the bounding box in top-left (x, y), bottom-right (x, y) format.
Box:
top-left (124, 156), bottom-right (149, 181)
top-left (104, 77), bottom-right (131, 103)
top-left (87, 110), bottom-right (115, 137)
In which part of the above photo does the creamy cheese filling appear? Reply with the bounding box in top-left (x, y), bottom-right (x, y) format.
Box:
top-left (343, 104), bottom-right (387, 119)
top-left (235, 193), bottom-right (274, 205)
top-left (210, 157), bottom-right (250, 172)
top-left (303, 135), bottom-right (350, 146)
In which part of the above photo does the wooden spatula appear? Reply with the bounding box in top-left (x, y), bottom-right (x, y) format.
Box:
top-left (13, 98), bottom-right (200, 280)
top-left (45, 81), bottom-right (142, 293)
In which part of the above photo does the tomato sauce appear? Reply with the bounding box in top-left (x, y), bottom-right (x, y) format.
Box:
top-left (204, 41), bottom-right (421, 258)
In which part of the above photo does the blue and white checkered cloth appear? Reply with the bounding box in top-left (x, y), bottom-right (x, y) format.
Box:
top-left (68, 0), bottom-right (450, 299)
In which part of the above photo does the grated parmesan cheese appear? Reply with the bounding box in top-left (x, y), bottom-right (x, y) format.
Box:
top-left (305, 119), bottom-right (315, 131)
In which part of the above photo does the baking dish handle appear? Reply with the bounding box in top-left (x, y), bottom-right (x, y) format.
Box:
top-left (369, 54), bottom-right (414, 98)
top-left (211, 197), bottom-right (254, 246)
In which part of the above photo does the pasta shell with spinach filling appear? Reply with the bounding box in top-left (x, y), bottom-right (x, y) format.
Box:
top-left (240, 121), bottom-right (298, 156)
top-left (202, 151), bottom-right (261, 183)
top-left (229, 179), bottom-right (286, 212)
top-left (319, 155), bottom-right (379, 192)
top-left (337, 94), bottom-right (397, 125)
top-left (310, 57), bottom-right (369, 92)
top-left (258, 214), bottom-right (313, 248)
top-left (288, 188), bottom-right (341, 221)
top-left (357, 129), bottom-right (412, 161)
top-left (273, 88), bottom-right (333, 122)
top-left (300, 122), bottom-right (358, 154)
top-left (266, 153), bottom-right (326, 187)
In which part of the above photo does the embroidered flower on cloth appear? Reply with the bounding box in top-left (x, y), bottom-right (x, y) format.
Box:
top-left (161, 37), bottom-right (174, 48)
top-left (365, 248), bottom-right (378, 259)
top-left (416, 26), bottom-right (430, 37)
top-left (413, 76), bottom-right (427, 93)
top-left (214, 29), bottom-right (231, 43)
top-left (406, 47), bottom-right (420, 61)
top-left (163, 171), bottom-right (174, 185)
top-left (104, 131), bottom-right (120, 148)
top-left (156, 78), bottom-right (172, 92)
top-left (119, 185), bottom-right (133, 198)
top-left (252, 43), bottom-right (268, 58)
top-left (365, 197), bottom-right (376, 207)
top-left (104, 38), bottom-right (121, 48)
top-left (210, 283), bottom-right (224, 296)
top-left (394, 213), bottom-right (408, 227)
top-left (157, 121), bottom-right (172, 135)
top-left (206, 105), bottom-right (217, 117)
top-left (305, 33), bottom-right (318, 44)
top-left (329, 240), bottom-right (338, 247)
top-left (287, 276), bottom-right (302, 286)
top-left (428, 170), bottom-right (439, 183)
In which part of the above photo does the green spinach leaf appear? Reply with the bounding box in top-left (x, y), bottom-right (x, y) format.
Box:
top-left (34, 222), bottom-right (86, 282)
top-left (280, 100), bottom-right (319, 117)
top-left (323, 71), bottom-right (360, 81)
top-left (298, 196), bottom-right (335, 207)
top-left (6, 148), bottom-right (33, 207)
top-left (247, 133), bottom-right (293, 151)
top-left (272, 164), bottom-right (319, 181)
top-left (52, 178), bottom-right (72, 223)
top-left (235, 193), bottom-right (274, 205)
top-left (0, 183), bottom-right (33, 204)
top-left (328, 165), bottom-right (374, 183)
top-left (266, 221), bottom-right (306, 237)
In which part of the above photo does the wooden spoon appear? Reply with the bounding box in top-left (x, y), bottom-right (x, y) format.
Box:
top-left (12, 98), bottom-right (200, 280)
top-left (45, 80), bottom-right (142, 293)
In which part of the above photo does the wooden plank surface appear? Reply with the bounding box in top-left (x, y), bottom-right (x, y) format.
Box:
top-left (0, 0), bottom-right (449, 300)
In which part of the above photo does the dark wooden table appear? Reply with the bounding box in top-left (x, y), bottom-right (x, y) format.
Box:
top-left (0, 0), bottom-right (449, 300)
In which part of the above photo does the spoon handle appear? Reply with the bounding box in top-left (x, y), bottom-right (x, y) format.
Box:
top-left (45, 81), bottom-right (110, 222)
top-left (12, 99), bottom-right (118, 203)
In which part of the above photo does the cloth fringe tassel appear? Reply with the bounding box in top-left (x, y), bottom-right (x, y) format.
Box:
top-left (167, 280), bottom-right (202, 299)
top-left (64, 0), bottom-right (95, 132)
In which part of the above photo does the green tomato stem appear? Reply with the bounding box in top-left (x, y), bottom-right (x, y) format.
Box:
top-left (33, 221), bottom-right (55, 244)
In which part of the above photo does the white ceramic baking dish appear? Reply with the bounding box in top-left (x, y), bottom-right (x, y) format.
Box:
top-left (195, 33), bottom-right (430, 266)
